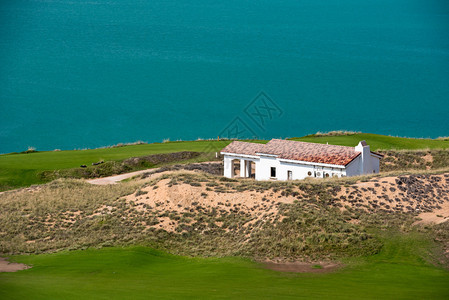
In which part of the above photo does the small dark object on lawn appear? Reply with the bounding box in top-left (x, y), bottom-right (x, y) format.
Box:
top-left (80, 165), bottom-right (87, 168)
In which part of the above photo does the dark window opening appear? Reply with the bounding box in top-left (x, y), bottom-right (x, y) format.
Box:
top-left (270, 167), bottom-right (276, 178)
top-left (307, 171), bottom-right (312, 176)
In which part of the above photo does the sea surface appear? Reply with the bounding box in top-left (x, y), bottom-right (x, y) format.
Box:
top-left (1, 0), bottom-right (448, 153)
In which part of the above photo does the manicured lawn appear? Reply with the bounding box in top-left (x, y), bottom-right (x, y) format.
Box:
top-left (1, 232), bottom-right (448, 299)
top-left (291, 133), bottom-right (449, 150)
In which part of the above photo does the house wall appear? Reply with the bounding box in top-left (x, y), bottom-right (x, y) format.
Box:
top-left (372, 156), bottom-right (380, 173)
top-left (255, 156), bottom-right (281, 180)
top-left (361, 154), bottom-right (380, 174)
top-left (255, 156), bottom-right (345, 181)
top-left (344, 153), bottom-right (380, 177)
top-left (354, 142), bottom-right (381, 175)
top-left (344, 156), bottom-right (361, 176)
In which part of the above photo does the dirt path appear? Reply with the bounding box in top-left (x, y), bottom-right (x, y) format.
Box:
top-left (86, 161), bottom-right (221, 185)
top-left (87, 169), bottom-right (157, 185)
top-left (0, 257), bottom-right (30, 272)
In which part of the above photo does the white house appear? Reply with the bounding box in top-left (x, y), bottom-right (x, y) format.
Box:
top-left (220, 139), bottom-right (383, 181)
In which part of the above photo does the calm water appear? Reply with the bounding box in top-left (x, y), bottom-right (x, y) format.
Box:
top-left (1, 0), bottom-right (448, 153)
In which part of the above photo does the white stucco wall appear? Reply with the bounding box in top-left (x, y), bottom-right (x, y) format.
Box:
top-left (344, 152), bottom-right (381, 177)
top-left (254, 155), bottom-right (345, 181)
top-left (372, 156), bottom-right (380, 173)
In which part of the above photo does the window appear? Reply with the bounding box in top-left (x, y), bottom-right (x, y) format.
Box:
top-left (325, 173), bottom-right (330, 178)
top-left (270, 167), bottom-right (276, 178)
top-left (307, 171), bottom-right (312, 176)
top-left (316, 172), bottom-right (321, 177)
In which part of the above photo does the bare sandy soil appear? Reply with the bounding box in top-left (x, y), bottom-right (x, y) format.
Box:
top-left (125, 175), bottom-right (297, 232)
top-left (415, 201), bottom-right (449, 225)
top-left (118, 169), bottom-right (449, 234)
top-left (0, 257), bottom-right (30, 272)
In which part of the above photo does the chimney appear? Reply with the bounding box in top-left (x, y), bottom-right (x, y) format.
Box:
top-left (355, 140), bottom-right (370, 174)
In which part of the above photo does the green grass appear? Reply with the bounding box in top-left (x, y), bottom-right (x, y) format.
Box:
top-left (0, 140), bottom-right (238, 191)
top-left (1, 232), bottom-right (448, 299)
top-left (290, 133), bottom-right (449, 150)
top-left (2, 133), bottom-right (449, 191)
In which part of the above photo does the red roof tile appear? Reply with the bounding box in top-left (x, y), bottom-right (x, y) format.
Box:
top-left (221, 141), bottom-right (266, 156)
top-left (221, 139), bottom-right (362, 166)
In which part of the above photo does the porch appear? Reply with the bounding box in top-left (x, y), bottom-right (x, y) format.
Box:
top-left (223, 157), bottom-right (256, 179)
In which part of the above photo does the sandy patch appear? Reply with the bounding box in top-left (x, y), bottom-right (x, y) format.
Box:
top-left (126, 175), bottom-right (298, 232)
top-left (0, 257), bottom-right (30, 272)
top-left (415, 201), bottom-right (449, 225)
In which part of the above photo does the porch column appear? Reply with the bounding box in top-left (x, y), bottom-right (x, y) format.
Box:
top-left (246, 161), bottom-right (252, 177)
top-left (224, 156), bottom-right (233, 178)
top-left (240, 159), bottom-right (246, 177)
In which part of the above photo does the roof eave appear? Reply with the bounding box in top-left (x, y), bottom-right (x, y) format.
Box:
top-left (278, 158), bottom-right (346, 168)
top-left (370, 151), bottom-right (384, 158)
top-left (255, 152), bottom-right (278, 157)
top-left (220, 152), bottom-right (260, 159)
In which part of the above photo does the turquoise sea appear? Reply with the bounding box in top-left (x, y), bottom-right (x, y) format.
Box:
top-left (1, 0), bottom-right (448, 153)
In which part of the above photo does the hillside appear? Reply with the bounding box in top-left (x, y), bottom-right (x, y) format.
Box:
top-left (1, 136), bottom-right (449, 298)
top-left (2, 133), bottom-right (449, 191)
top-left (1, 167), bottom-right (448, 261)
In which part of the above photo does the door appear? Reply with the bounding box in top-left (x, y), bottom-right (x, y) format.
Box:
top-left (287, 170), bottom-right (292, 180)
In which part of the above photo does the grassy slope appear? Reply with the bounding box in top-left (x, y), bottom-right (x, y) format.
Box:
top-left (1, 232), bottom-right (448, 299)
top-left (2, 133), bottom-right (449, 190)
top-left (290, 133), bottom-right (449, 150)
top-left (0, 140), bottom-right (235, 190)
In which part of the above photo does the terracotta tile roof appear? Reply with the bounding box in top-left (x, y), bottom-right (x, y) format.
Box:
top-left (221, 141), bottom-right (266, 156)
top-left (261, 139), bottom-right (360, 166)
top-left (221, 139), bottom-right (362, 166)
